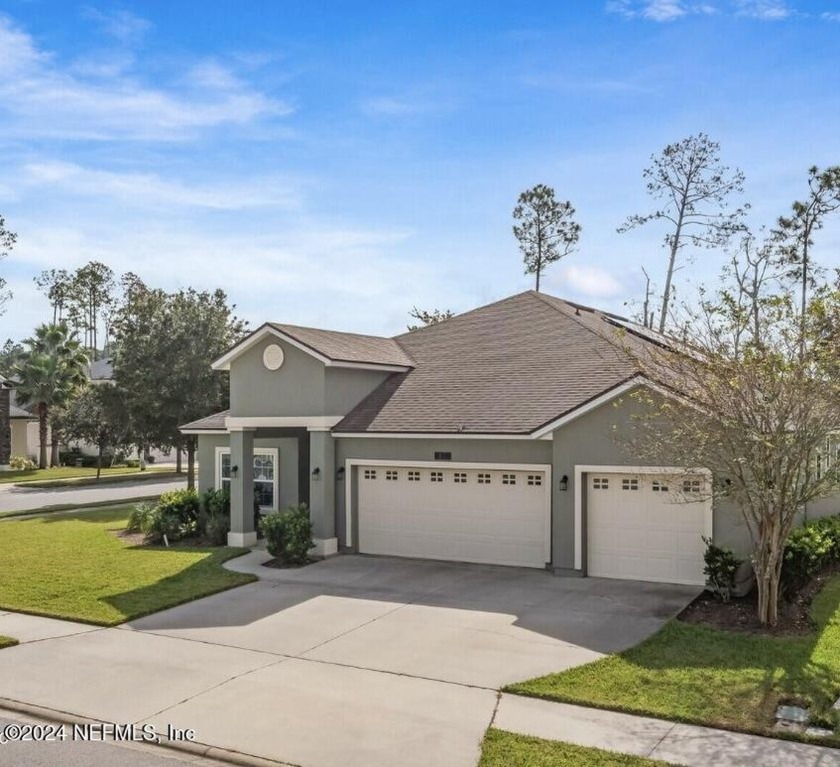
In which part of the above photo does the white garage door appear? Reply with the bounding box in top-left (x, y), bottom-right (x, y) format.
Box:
top-left (357, 465), bottom-right (549, 568)
top-left (587, 472), bottom-right (710, 586)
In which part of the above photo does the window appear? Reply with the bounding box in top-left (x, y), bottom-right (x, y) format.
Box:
top-left (683, 478), bottom-right (702, 494)
top-left (386, 470), bottom-right (398, 481)
top-left (430, 471), bottom-right (444, 483)
top-left (816, 435), bottom-right (840, 481)
top-left (216, 448), bottom-right (278, 511)
top-left (621, 477), bottom-right (639, 491)
top-left (592, 477), bottom-right (609, 490)
top-left (407, 470), bottom-right (420, 481)
top-left (477, 473), bottom-right (491, 484)
top-left (527, 474), bottom-right (542, 486)
top-left (454, 472), bottom-right (467, 483)
top-left (651, 480), bottom-right (669, 492)
top-left (364, 469), bottom-right (377, 480)
top-left (502, 473), bottom-right (516, 485)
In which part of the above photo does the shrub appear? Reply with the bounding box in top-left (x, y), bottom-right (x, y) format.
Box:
top-left (140, 506), bottom-right (185, 544)
top-left (202, 487), bottom-right (230, 517)
top-left (10, 455), bottom-right (36, 471)
top-left (781, 520), bottom-right (837, 598)
top-left (204, 513), bottom-right (231, 546)
top-left (702, 537), bottom-right (741, 602)
top-left (126, 502), bottom-right (154, 533)
top-left (260, 503), bottom-right (314, 565)
top-left (157, 488), bottom-right (200, 525)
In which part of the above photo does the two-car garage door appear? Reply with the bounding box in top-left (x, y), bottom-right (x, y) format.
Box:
top-left (357, 464), bottom-right (550, 569)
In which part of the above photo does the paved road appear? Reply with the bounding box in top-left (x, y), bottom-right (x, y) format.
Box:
top-left (0, 476), bottom-right (186, 514)
top-left (0, 712), bottom-right (235, 767)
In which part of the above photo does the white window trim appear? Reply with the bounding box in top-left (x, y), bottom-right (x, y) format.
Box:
top-left (573, 465), bottom-right (713, 571)
top-left (215, 446), bottom-right (279, 512)
top-left (344, 459), bottom-right (552, 563)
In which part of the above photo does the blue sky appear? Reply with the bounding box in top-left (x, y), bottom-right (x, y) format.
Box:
top-left (1, 0), bottom-right (839, 342)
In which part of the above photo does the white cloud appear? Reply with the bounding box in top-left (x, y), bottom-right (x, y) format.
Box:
top-left (17, 161), bottom-right (302, 211)
top-left (551, 264), bottom-right (623, 299)
top-left (821, 11), bottom-right (840, 21)
top-left (606, 1), bottom-right (717, 21)
top-left (733, 1), bottom-right (793, 19)
top-left (82, 6), bottom-right (151, 44)
top-left (0, 15), bottom-right (289, 141)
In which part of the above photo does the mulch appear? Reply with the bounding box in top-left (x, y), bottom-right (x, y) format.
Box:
top-left (262, 557), bottom-right (317, 569)
top-left (678, 564), bottom-right (840, 637)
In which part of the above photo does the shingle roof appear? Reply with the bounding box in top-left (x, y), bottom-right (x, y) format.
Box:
top-left (9, 403), bottom-right (35, 419)
top-left (269, 324), bottom-right (414, 368)
top-left (334, 291), bottom-right (655, 435)
top-left (180, 410), bottom-right (229, 431)
top-left (88, 357), bottom-right (114, 381)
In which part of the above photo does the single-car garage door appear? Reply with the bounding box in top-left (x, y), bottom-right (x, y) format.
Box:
top-left (587, 472), bottom-right (710, 586)
top-left (357, 464), bottom-right (550, 568)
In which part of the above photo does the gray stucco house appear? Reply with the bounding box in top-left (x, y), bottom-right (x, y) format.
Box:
top-left (181, 290), bottom-right (837, 586)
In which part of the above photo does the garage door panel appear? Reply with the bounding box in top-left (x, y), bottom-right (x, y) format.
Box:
top-left (358, 466), bottom-right (548, 569)
top-left (587, 472), bottom-right (709, 586)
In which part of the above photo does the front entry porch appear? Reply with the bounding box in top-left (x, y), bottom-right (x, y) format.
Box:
top-left (226, 426), bottom-right (338, 557)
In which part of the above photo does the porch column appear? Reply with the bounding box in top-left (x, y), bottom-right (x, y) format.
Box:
top-left (228, 428), bottom-right (257, 547)
top-left (308, 430), bottom-right (338, 557)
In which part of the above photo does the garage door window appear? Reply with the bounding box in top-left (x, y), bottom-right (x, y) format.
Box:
top-left (454, 472), bottom-right (468, 483)
top-left (592, 477), bottom-right (609, 490)
top-left (683, 478), bottom-right (703, 493)
top-left (364, 469), bottom-right (377, 480)
top-left (386, 470), bottom-right (399, 481)
top-left (477, 473), bottom-right (491, 484)
top-left (408, 470), bottom-right (420, 481)
top-left (651, 480), bottom-right (669, 492)
top-left (502, 473), bottom-right (516, 485)
top-left (431, 471), bottom-right (444, 482)
top-left (621, 478), bottom-right (639, 491)
top-left (527, 474), bottom-right (542, 486)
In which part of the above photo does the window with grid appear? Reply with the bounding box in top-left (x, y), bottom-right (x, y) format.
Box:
top-left (385, 470), bottom-right (398, 481)
top-left (621, 477), bottom-right (639, 491)
top-left (477, 473), bottom-right (491, 484)
top-left (683, 478), bottom-right (702, 494)
top-left (502, 473), bottom-right (516, 485)
top-left (651, 480), bottom-right (669, 492)
top-left (218, 450), bottom-right (277, 510)
top-left (407, 470), bottom-right (420, 481)
top-left (454, 472), bottom-right (467, 483)
top-left (527, 474), bottom-right (542, 486)
top-left (430, 471), bottom-right (444, 483)
top-left (592, 477), bottom-right (609, 490)
top-left (364, 469), bottom-right (377, 480)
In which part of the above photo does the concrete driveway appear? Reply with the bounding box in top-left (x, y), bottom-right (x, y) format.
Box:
top-left (0, 555), bottom-right (698, 767)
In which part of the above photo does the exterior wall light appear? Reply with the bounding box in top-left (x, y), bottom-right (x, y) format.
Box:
top-left (559, 475), bottom-right (569, 491)
top-left (230, 465), bottom-right (239, 478)
top-left (312, 467), bottom-right (321, 481)
top-left (336, 466), bottom-right (345, 480)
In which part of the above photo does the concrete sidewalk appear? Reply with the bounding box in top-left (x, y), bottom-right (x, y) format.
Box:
top-left (494, 694), bottom-right (840, 766)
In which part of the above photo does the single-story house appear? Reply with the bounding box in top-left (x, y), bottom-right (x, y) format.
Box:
top-left (180, 290), bottom-right (838, 586)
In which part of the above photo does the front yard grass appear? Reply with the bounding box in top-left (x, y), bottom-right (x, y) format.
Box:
top-left (0, 506), bottom-right (256, 626)
top-left (0, 465), bottom-right (172, 485)
top-left (479, 730), bottom-right (676, 767)
top-left (507, 576), bottom-right (840, 744)
top-left (0, 636), bottom-right (17, 650)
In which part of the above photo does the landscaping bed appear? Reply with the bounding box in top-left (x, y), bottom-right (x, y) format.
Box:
top-left (0, 636), bottom-right (17, 650)
top-left (479, 729), bottom-right (675, 767)
top-left (0, 505), bottom-right (255, 626)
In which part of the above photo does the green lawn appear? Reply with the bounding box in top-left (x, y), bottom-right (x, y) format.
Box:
top-left (0, 466), bottom-right (173, 485)
top-left (508, 576), bottom-right (840, 743)
top-left (479, 730), bottom-right (676, 767)
top-left (0, 507), bottom-right (256, 625)
top-left (0, 636), bottom-right (17, 650)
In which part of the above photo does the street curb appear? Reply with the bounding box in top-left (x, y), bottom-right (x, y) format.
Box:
top-left (16, 472), bottom-right (183, 489)
top-left (0, 497), bottom-right (157, 520)
top-left (0, 697), bottom-right (297, 767)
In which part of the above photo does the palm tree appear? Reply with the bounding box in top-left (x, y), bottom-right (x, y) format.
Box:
top-left (13, 324), bottom-right (89, 469)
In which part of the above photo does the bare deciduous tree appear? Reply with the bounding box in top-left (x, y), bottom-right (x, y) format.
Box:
top-left (407, 306), bottom-right (454, 331)
top-left (0, 214), bottom-right (17, 315)
top-left (620, 134), bottom-right (748, 332)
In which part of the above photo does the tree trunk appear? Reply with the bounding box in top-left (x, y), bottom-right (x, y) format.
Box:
top-left (37, 403), bottom-right (48, 470)
top-left (187, 436), bottom-right (196, 490)
top-left (96, 441), bottom-right (103, 481)
top-left (50, 427), bottom-right (61, 467)
top-left (176, 442), bottom-right (183, 474)
top-left (754, 529), bottom-right (784, 626)
top-left (658, 199), bottom-right (687, 333)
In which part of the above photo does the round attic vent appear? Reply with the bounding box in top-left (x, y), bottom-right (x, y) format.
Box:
top-left (262, 344), bottom-right (285, 371)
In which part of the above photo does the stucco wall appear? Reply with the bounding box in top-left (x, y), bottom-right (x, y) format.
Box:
top-left (197, 433), bottom-right (300, 511)
top-left (229, 334), bottom-right (392, 419)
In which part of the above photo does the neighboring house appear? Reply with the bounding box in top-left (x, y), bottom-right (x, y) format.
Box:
top-left (180, 290), bottom-right (839, 587)
top-left (0, 376), bottom-right (38, 465)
